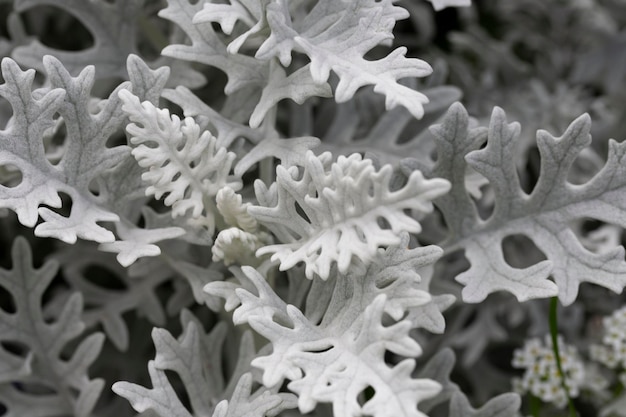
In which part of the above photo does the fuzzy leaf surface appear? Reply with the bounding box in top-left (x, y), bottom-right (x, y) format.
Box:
top-left (160, 0), bottom-right (329, 127)
top-left (12, 0), bottom-right (141, 78)
top-left (51, 243), bottom-right (169, 351)
top-left (0, 237), bottom-right (104, 417)
top-left (248, 0), bottom-right (433, 118)
top-left (0, 56), bottom-right (127, 243)
top-left (249, 151), bottom-right (450, 279)
top-left (119, 89), bottom-right (241, 233)
top-left (205, 242), bottom-right (445, 417)
top-left (163, 0), bottom-right (432, 126)
top-left (0, 55), bottom-right (184, 264)
top-left (113, 312), bottom-right (296, 417)
top-left (421, 103), bottom-right (626, 304)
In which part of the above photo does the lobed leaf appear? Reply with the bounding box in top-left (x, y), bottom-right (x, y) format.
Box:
top-left (119, 89), bottom-right (241, 233)
top-left (0, 237), bottom-right (104, 417)
top-left (249, 151), bottom-right (450, 279)
top-left (163, 0), bottom-right (433, 126)
top-left (413, 103), bottom-right (626, 304)
top-left (13, 0), bottom-right (141, 78)
top-left (205, 241), bottom-right (447, 417)
top-left (253, 0), bottom-right (432, 118)
top-left (113, 311), bottom-right (296, 417)
top-left (0, 56), bottom-right (126, 243)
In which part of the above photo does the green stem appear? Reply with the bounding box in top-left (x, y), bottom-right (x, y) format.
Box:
top-left (613, 375), bottom-right (624, 397)
top-left (548, 297), bottom-right (578, 417)
top-left (529, 394), bottom-right (541, 417)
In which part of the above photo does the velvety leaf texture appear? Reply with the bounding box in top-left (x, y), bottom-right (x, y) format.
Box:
top-left (12, 0), bottom-right (141, 78)
top-left (113, 311), bottom-right (297, 417)
top-left (162, 0), bottom-right (432, 127)
top-left (0, 56), bottom-right (124, 243)
top-left (249, 151), bottom-right (450, 279)
top-left (119, 89), bottom-right (241, 233)
top-left (51, 242), bottom-right (169, 351)
top-left (250, 0), bottom-right (432, 117)
top-left (0, 237), bottom-right (104, 417)
top-left (0, 54), bottom-right (186, 266)
top-left (8, 1), bottom-right (626, 417)
top-left (421, 103), bottom-right (626, 305)
top-left (205, 238), bottom-right (445, 417)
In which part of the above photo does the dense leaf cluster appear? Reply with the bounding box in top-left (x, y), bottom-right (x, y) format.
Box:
top-left (1, 1), bottom-right (626, 417)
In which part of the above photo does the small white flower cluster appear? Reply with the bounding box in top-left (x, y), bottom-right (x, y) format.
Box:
top-left (512, 335), bottom-right (585, 408)
top-left (591, 305), bottom-right (626, 374)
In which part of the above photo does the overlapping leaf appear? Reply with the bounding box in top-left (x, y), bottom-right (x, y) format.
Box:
top-left (313, 84), bottom-right (461, 167)
top-left (12, 0), bottom-right (141, 78)
top-left (161, 0), bottom-right (432, 126)
top-left (249, 150), bottom-right (450, 279)
top-left (12, 0), bottom-right (206, 88)
top-left (416, 103), bottom-right (626, 304)
top-left (0, 237), bottom-right (104, 417)
top-left (159, 0), bottom-right (267, 94)
top-left (119, 89), bottom-right (241, 234)
top-left (159, 0), bottom-right (327, 128)
top-left (0, 55), bottom-right (187, 265)
top-left (113, 310), bottom-right (297, 417)
top-left (414, 348), bottom-right (520, 416)
top-left (253, 0), bottom-right (432, 117)
top-left (51, 243), bottom-right (169, 351)
top-left (0, 56), bottom-right (125, 243)
top-left (205, 237), bottom-right (448, 417)
top-left (212, 187), bottom-right (273, 266)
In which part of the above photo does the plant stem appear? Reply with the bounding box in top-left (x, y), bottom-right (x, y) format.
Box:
top-left (549, 297), bottom-right (578, 417)
top-left (529, 394), bottom-right (541, 417)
